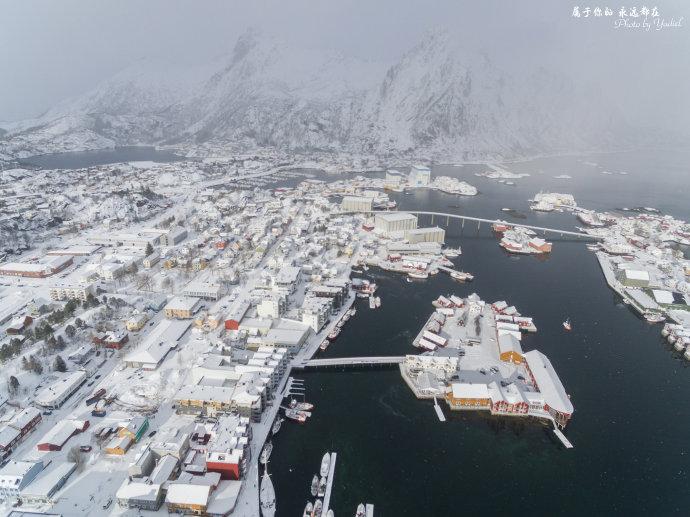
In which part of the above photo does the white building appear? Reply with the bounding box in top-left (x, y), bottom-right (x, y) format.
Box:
top-left (35, 371), bottom-right (88, 409)
top-left (256, 294), bottom-right (286, 319)
top-left (182, 281), bottom-right (222, 301)
top-left (341, 196), bottom-right (373, 212)
top-left (409, 165), bottom-right (431, 187)
top-left (301, 297), bottom-right (332, 332)
top-left (0, 460), bottom-right (43, 501)
top-left (49, 281), bottom-right (95, 302)
top-left (405, 227), bottom-right (445, 244)
top-left (124, 319), bottom-right (190, 370)
top-left (374, 212), bottom-right (418, 237)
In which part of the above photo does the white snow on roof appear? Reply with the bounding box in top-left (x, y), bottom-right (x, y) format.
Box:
top-left (524, 350), bottom-right (574, 414)
top-left (166, 483), bottom-right (211, 506)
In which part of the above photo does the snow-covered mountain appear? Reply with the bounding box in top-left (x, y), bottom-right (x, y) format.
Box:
top-left (0, 30), bottom-right (634, 161)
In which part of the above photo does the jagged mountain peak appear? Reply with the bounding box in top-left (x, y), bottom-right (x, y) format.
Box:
top-left (1, 30), bottom-right (633, 161)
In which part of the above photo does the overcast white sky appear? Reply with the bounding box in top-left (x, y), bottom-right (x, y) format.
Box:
top-left (1, 0), bottom-right (688, 134)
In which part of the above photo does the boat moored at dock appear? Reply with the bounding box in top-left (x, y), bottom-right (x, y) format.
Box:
top-left (320, 452), bottom-right (331, 477)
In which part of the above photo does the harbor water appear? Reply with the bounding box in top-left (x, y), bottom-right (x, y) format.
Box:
top-left (271, 150), bottom-right (690, 516)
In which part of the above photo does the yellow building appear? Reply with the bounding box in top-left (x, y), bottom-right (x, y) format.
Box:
top-left (164, 296), bottom-right (200, 319)
top-left (105, 435), bottom-right (133, 455)
top-left (126, 313), bottom-right (148, 332)
top-left (445, 384), bottom-right (491, 410)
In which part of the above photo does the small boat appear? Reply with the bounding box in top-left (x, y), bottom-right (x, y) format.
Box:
top-left (643, 312), bottom-right (665, 324)
top-left (320, 340), bottom-right (330, 351)
top-left (271, 417), bottom-right (283, 435)
top-left (355, 503), bottom-right (366, 517)
top-left (259, 471), bottom-right (276, 517)
top-left (259, 441), bottom-right (273, 465)
top-left (408, 271), bottom-right (429, 279)
top-left (375, 296), bottom-right (381, 308)
top-left (317, 476), bottom-right (327, 497)
top-left (311, 475), bottom-right (319, 497)
top-left (369, 295), bottom-right (376, 309)
top-left (327, 510), bottom-right (334, 517)
top-left (348, 308), bottom-right (357, 317)
top-left (450, 270), bottom-right (474, 282)
top-left (304, 502), bottom-right (314, 517)
top-left (342, 313), bottom-right (350, 322)
top-left (320, 452), bottom-right (331, 477)
top-left (328, 328), bottom-right (340, 340)
top-left (336, 321), bottom-right (344, 329)
top-left (290, 399), bottom-right (315, 411)
top-left (284, 408), bottom-right (307, 423)
top-left (313, 499), bottom-right (323, 517)
top-left (563, 318), bottom-right (572, 331)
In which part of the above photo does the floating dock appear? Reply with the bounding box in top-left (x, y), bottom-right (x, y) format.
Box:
top-left (553, 427), bottom-right (574, 449)
top-left (433, 396), bottom-right (446, 422)
top-left (322, 452), bottom-right (337, 514)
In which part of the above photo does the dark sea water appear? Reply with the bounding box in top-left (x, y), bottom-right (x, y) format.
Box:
top-left (19, 146), bottom-right (185, 169)
top-left (271, 150), bottom-right (690, 517)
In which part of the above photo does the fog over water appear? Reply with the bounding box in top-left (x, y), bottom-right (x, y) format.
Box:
top-left (1, 0), bottom-right (688, 139)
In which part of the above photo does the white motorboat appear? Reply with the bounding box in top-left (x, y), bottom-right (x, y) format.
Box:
top-left (271, 417), bottom-right (283, 435)
top-left (259, 441), bottom-right (273, 465)
top-left (320, 452), bottom-right (331, 477)
top-left (303, 502), bottom-right (313, 517)
top-left (259, 471), bottom-right (276, 517)
top-left (355, 503), bottom-right (366, 517)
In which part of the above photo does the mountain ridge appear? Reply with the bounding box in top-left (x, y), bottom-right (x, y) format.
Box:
top-left (0, 29), bottom-right (638, 161)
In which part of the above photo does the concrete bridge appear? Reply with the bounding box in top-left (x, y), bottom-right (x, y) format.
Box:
top-left (338, 210), bottom-right (602, 241)
top-left (296, 356), bottom-right (406, 370)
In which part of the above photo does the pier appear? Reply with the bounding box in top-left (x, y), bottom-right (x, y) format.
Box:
top-left (553, 426), bottom-right (574, 449)
top-left (322, 452), bottom-right (337, 515)
top-left (296, 356), bottom-right (405, 370)
top-left (339, 210), bottom-right (602, 241)
top-left (433, 396), bottom-right (446, 422)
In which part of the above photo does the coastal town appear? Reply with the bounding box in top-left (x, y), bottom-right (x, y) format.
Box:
top-left (0, 153), bottom-right (688, 517)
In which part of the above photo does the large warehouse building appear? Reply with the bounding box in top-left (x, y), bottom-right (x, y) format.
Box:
top-left (374, 212), bottom-right (418, 237)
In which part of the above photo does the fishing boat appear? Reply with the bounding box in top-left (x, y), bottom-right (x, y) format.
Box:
top-left (374, 296), bottom-right (381, 308)
top-left (326, 510), bottom-right (334, 517)
top-left (563, 318), bottom-right (572, 331)
top-left (284, 408), bottom-right (307, 423)
top-left (290, 399), bottom-right (315, 411)
top-left (342, 313), bottom-right (350, 322)
top-left (317, 476), bottom-right (327, 497)
top-left (643, 312), bottom-right (665, 323)
top-left (271, 417), bottom-right (283, 435)
top-left (320, 340), bottom-right (330, 351)
top-left (348, 308), bottom-right (357, 317)
top-left (355, 503), bottom-right (366, 517)
top-left (311, 475), bottom-right (319, 497)
top-left (450, 270), bottom-right (474, 282)
top-left (313, 499), bottom-right (323, 517)
top-left (336, 320), bottom-right (344, 329)
top-left (304, 502), bottom-right (313, 517)
top-left (328, 328), bottom-right (340, 340)
top-left (259, 441), bottom-right (273, 465)
top-left (442, 247), bottom-right (461, 258)
top-left (320, 452), bottom-right (331, 477)
top-left (369, 295), bottom-right (376, 309)
top-left (408, 270), bottom-right (429, 279)
top-left (259, 471), bottom-right (276, 517)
